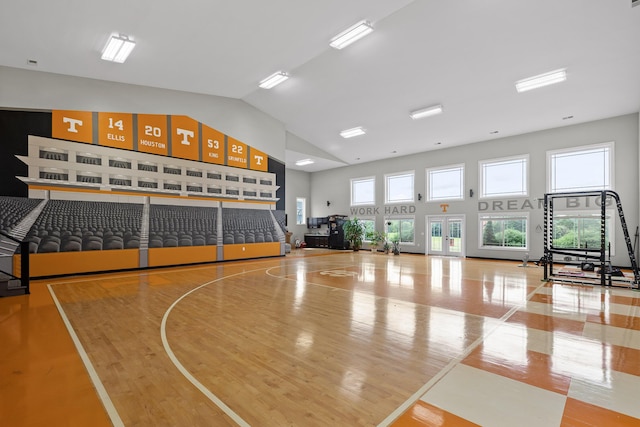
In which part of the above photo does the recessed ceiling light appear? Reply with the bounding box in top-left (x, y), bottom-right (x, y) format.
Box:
top-left (409, 105), bottom-right (443, 120)
top-left (295, 159), bottom-right (314, 166)
top-left (340, 127), bottom-right (366, 138)
top-left (330, 20), bottom-right (374, 50)
top-left (515, 68), bottom-right (567, 93)
top-left (258, 71), bottom-right (289, 89)
top-left (101, 34), bottom-right (136, 63)
top-left (562, 115), bottom-right (574, 120)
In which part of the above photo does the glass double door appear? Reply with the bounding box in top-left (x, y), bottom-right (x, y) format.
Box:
top-left (427, 215), bottom-right (464, 257)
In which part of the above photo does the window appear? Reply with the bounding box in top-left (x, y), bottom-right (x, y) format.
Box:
top-left (351, 177), bottom-right (375, 206)
top-left (360, 218), bottom-right (376, 242)
top-left (552, 211), bottom-right (614, 255)
top-left (296, 197), bottom-right (306, 225)
top-left (479, 214), bottom-right (528, 250)
top-left (548, 142), bottom-right (613, 192)
top-left (427, 164), bottom-right (464, 201)
top-left (385, 217), bottom-right (415, 244)
top-left (385, 171), bottom-right (414, 204)
top-left (479, 155), bottom-right (528, 198)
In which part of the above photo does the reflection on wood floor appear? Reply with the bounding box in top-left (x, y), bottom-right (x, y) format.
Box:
top-left (2, 249), bottom-right (640, 426)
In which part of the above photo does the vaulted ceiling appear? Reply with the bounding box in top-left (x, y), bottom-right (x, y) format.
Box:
top-left (2, 1), bottom-right (639, 171)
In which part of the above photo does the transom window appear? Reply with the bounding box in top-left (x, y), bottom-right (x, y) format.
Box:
top-left (351, 177), bottom-right (375, 206)
top-left (427, 164), bottom-right (464, 201)
top-left (548, 142), bottom-right (613, 193)
top-left (385, 171), bottom-right (414, 204)
top-left (479, 155), bottom-right (528, 198)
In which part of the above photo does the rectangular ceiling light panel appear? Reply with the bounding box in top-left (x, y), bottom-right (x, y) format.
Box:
top-left (340, 127), bottom-right (366, 138)
top-left (259, 71), bottom-right (289, 89)
top-left (295, 159), bottom-right (315, 166)
top-left (409, 105), bottom-right (443, 120)
top-left (101, 34), bottom-right (136, 63)
top-left (330, 20), bottom-right (373, 49)
top-left (515, 69), bottom-right (567, 93)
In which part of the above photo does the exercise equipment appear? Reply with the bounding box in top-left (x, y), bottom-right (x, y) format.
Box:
top-left (542, 190), bottom-right (639, 289)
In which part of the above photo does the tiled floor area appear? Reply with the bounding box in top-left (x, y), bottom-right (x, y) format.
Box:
top-left (393, 283), bottom-right (640, 426)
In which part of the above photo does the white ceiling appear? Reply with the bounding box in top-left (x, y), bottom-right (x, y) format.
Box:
top-left (2, 1), bottom-right (639, 172)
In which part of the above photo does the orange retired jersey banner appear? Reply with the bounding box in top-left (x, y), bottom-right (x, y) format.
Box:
top-left (52, 109), bottom-right (271, 172)
top-left (98, 112), bottom-right (134, 150)
top-left (170, 115), bottom-right (199, 161)
top-left (249, 147), bottom-right (268, 171)
top-left (227, 136), bottom-right (248, 169)
top-left (201, 124), bottom-right (225, 165)
top-left (137, 114), bottom-right (169, 156)
top-left (52, 110), bottom-right (93, 144)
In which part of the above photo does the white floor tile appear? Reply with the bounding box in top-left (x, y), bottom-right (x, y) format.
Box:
top-left (421, 364), bottom-right (566, 427)
top-left (522, 300), bottom-right (588, 321)
top-left (568, 369), bottom-right (640, 419)
top-left (582, 322), bottom-right (640, 350)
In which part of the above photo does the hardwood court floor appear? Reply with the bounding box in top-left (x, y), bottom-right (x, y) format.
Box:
top-left (2, 250), bottom-right (640, 426)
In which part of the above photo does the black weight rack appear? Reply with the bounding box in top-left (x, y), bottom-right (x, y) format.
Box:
top-left (543, 190), bottom-right (640, 289)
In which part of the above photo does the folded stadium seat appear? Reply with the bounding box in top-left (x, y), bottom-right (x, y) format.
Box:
top-left (244, 232), bottom-right (255, 243)
top-left (39, 238), bottom-right (60, 253)
top-left (234, 233), bottom-right (244, 244)
top-left (104, 236), bottom-right (124, 250)
top-left (255, 233), bottom-right (265, 243)
top-left (149, 238), bottom-right (163, 248)
top-left (82, 236), bottom-right (103, 251)
top-left (192, 235), bottom-right (205, 246)
top-left (163, 236), bottom-right (178, 247)
top-left (223, 234), bottom-right (234, 244)
top-left (125, 238), bottom-right (140, 249)
top-left (179, 235), bottom-right (192, 246)
top-left (264, 233), bottom-right (273, 242)
top-left (62, 240), bottom-right (82, 251)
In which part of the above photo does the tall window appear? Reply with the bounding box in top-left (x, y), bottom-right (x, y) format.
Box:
top-left (548, 142), bottom-right (613, 192)
top-left (479, 213), bottom-right (528, 250)
top-left (552, 211), bottom-right (614, 254)
top-left (427, 164), bottom-right (464, 201)
top-left (296, 197), bottom-right (306, 225)
top-left (351, 177), bottom-right (375, 206)
top-left (385, 171), bottom-right (414, 204)
top-left (360, 218), bottom-right (376, 242)
top-left (386, 217), bottom-right (415, 244)
top-left (479, 155), bottom-right (528, 198)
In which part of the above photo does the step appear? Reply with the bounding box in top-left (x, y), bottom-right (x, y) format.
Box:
top-left (0, 279), bottom-right (28, 297)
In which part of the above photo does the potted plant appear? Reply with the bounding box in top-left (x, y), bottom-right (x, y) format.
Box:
top-left (391, 239), bottom-right (400, 255)
top-left (343, 217), bottom-right (365, 251)
top-left (382, 240), bottom-right (391, 254)
top-left (369, 231), bottom-right (385, 253)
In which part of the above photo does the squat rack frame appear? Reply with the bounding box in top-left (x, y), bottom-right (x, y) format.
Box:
top-left (543, 190), bottom-right (640, 289)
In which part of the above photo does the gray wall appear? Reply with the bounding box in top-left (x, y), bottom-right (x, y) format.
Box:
top-left (0, 65), bottom-right (286, 161)
top-left (309, 114), bottom-right (640, 266)
top-left (284, 168), bottom-right (311, 244)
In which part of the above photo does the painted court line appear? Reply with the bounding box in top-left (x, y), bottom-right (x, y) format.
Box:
top-left (160, 268), bottom-right (275, 427)
top-left (48, 284), bottom-right (125, 427)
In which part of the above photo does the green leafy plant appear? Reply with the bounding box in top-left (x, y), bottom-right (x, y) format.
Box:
top-left (391, 239), bottom-right (400, 255)
top-left (369, 231), bottom-right (386, 252)
top-left (343, 217), bottom-right (365, 251)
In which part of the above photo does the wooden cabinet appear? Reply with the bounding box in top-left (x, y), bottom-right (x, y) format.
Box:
top-left (304, 234), bottom-right (329, 248)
